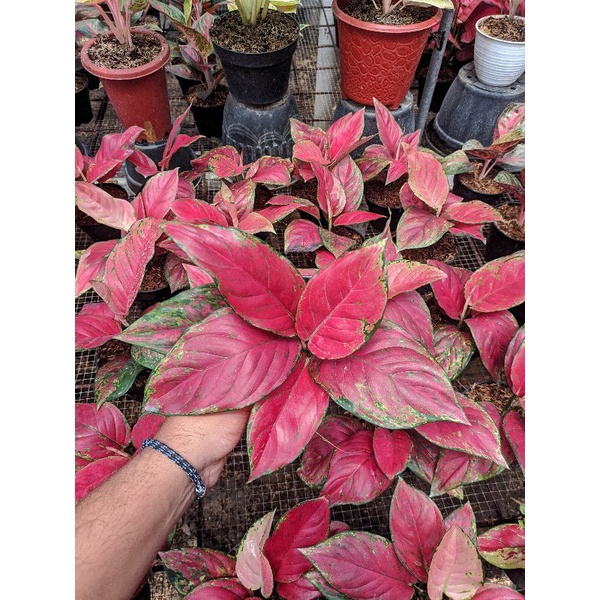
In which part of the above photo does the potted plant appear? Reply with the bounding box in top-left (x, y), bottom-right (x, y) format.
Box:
top-left (77, 0), bottom-right (174, 142)
top-left (473, 0), bottom-right (525, 87)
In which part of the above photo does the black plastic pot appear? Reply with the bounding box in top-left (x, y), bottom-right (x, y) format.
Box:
top-left (187, 83), bottom-right (228, 138)
top-left (452, 170), bottom-right (504, 205)
top-left (484, 220), bottom-right (525, 262)
top-left (75, 72), bottom-right (93, 126)
top-left (417, 64), bottom-right (457, 113)
top-left (363, 176), bottom-right (406, 234)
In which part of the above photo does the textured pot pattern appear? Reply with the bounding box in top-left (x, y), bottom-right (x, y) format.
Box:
top-left (80, 28), bottom-right (172, 141)
top-left (333, 0), bottom-right (441, 109)
top-left (474, 16), bottom-right (525, 87)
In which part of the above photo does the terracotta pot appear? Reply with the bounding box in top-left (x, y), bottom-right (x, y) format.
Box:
top-left (332, 0), bottom-right (441, 109)
top-left (80, 29), bottom-right (172, 142)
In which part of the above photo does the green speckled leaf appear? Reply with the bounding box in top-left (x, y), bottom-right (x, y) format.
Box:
top-left (95, 354), bottom-right (145, 407)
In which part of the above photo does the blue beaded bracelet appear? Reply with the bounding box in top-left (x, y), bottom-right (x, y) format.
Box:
top-left (141, 438), bottom-right (206, 501)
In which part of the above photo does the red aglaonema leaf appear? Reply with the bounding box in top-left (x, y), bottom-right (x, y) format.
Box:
top-left (75, 455), bottom-right (130, 502)
top-left (318, 228), bottom-right (356, 258)
top-left (466, 311), bottom-right (519, 382)
top-left (170, 197), bottom-right (229, 227)
top-left (238, 211), bottom-right (276, 235)
top-left (442, 200), bottom-right (502, 226)
top-left (328, 108), bottom-right (371, 164)
top-left (333, 210), bottom-right (384, 227)
top-left (311, 322), bottom-right (466, 429)
top-left (373, 97), bottom-right (402, 158)
top-left (416, 393), bottom-right (507, 466)
top-left (387, 260), bottom-right (446, 298)
top-left (433, 325), bottom-right (475, 380)
top-left (407, 431), bottom-right (440, 484)
top-left (144, 308), bottom-right (301, 414)
top-left (256, 204), bottom-right (299, 225)
top-left (431, 450), bottom-right (471, 497)
top-left (389, 478), bottom-right (445, 581)
top-left (405, 145), bottom-right (449, 213)
top-left (320, 429), bottom-right (391, 506)
top-left (284, 220), bottom-right (324, 253)
top-left (372, 428), bottom-right (413, 479)
top-left (268, 194), bottom-right (320, 220)
top-left (300, 531), bottom-right (415, 599)
top-left (163, 223), bottom-right (304, 337)
top-left (444, 502), bottom-right (477, 546)
top-left (427, 525), bottom-right (483, 600)
top-left (313, 162), bottom-right (346, 219)
top-left (184, 264), bottom-right (215, 287)
top-left (246, 156), bottom-right (292, 186)
top-left (297, 415), bottom-right (366, 487)
top-left (164, 253), bottom-right (189, 293)
top-left (505, 325), bottom-right (525, 397)
top-left (159, 548), bottom-right (236, 596)
top-left (248, 355), bottom-right (329, 481)
top-left (276, 573), bottom-right (321, 600)
top-left (503, 410), bottom-right (525, 474)
top-left (94, 354), bottom-right (145, 406)
top-left (131, 169), bottom-right (179, 220)
top-left (396, 207), bottom-right (453, 251)
top-left (263, 498), bottom-right (330, 583)
top-left (303, 569), bottom-right (347, 599)
top-left (92, 218), bottom-right (162, 320)
top-left (331, 156), bottom-right (363, 212)
top-left (477, 523), bottom-right (525, 569)
top-left (130, 413), bottom-right (165, 451)
top-left (75, 302), bottom-right (123, 349)
top-left (75, 402), bottom-right (130, 467)
top-left (296, 243), bottom-right (387, 359)
top-left (480, 402), bottom-right (515, 468)
top-left (464, 251), bottom-right (525, 313)
top-left (117, 286), bottom-right (226, 354)
top-left (471, 583), bottom-right (525, 600)
top-left (236, 510), bottom-right (275, 597)
top-left (75, 240), bottom-right (118, 297)
top-left (428, 261), bottom-right (471, 321)
top-left (383, 291), bottom-right (436, 355)
top-left (184, 577), bottom-right (252, 600)
top-left (329, 521), bottom-right (350, 535)
top-left (206, 146), bottom-right (247, 178)
top-left (75, 181), bottom-right (136, 231)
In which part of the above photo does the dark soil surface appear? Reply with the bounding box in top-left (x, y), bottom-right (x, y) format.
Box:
top-left (364, 175), bottom-right (406, 208)
top-left (210, 11), bottom-right (298, 53)
top-left (495, 203), bottom-right (525, 241)
top-left (343, 0), bottom-right (436, 26)
top-left (479, 15), bottom-right (525, 42)
top-left (291, 177), bottom-right (318, 201)
top-left (87, 33), bottom-right (162, 69)
top-left (466, 382), bottom-right (519, 415)
top-left (253, 184), bottom-right (274, 210)
top-left (141, 253), bottom-right (168, 291)
top-left (457, 165), bottom-right (504, 195)
top-left (401, 232), bottom-right (458, 263)
top-left (187, 82), bottom-right (229, 108)
top-left (332, 225), bottom-right (363, 249)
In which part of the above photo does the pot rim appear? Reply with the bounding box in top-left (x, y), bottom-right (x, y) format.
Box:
top-left (475, 14), bottom-right (525, 45)
top-left (80, 28), bottom-right (170, 80)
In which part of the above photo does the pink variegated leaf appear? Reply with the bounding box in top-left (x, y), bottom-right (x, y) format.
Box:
top-left (433, 325), bottom-right (475, 380)
top-left (184, 263), bottom-right (215, 286)
top-left (85, 126), bottom-right (144, 182)
top-left (304, 569), bottom-right (350, 599)
top-left (331, 156), bottom-right (363, 212)
top-left (75, 181), bottom-right (136, 231)
top-left (428, 260), bottom-right (472, 321)
top-left (128, 147), bottom-right (160, 177)
top-left (190, 147), bottom-right (222, 175)
top-left (314, 248), bottom-right (336, 268)
top-left (373, 97), bottom-right (403, 157)
top-left (297, 415), bottom-right (366, 487)
top-left (395, 207), bottom-right (453, 251)
top-left (372, 428), bottom-right (413, 479)
top-left (256, 205), bottom-right (299, 224)
top-left (450, 222), bottom-right (486, 241)
top-left (161, 134), bottom-right (203, 170)
top-left (229, 178), bottom-right (256, 221)
top-left (75, 302), bottom-right (123, 349)
top-left (213, 183), bottom-right (239, 227)
top-left (327, 108), bottom-right (373, 164)
top-left (170, 197), bottom-right (229, 227)
top-left (383, 292), bottom-right (436, 355)
top-left (263, 498), bottom-right (330, 583)
top-left (296, 242), bottom-right (387, 359)
top-left (332, 210), bottom-right (384, 226)
top-left (320, 429), bottom-right (391, 506)
top-left (477, 523), bottom-right (525, 569)
top-left (493, 103), bottom-right (525, 141)
top-left (431, 450), bottom-right (470, 497)
top-left (276, 574), bottom-right (321, 600)
top-left (75, 240), bottom-right (118, 297)
top-left (427, 526), bottom-right (483, 600)
top-left (405, 145), bottom-right (449, 213)
top-left (236, 510), bottom-right (275, 597)
top-left (472, 583), bottom-right (525, 600)
top-left (313, 162), bottom-right (346, 219)
top-left (248, 355), bottom-right (329, 481)
top-left (75, 402), bottom-right (131, 467)
top-left (159, 548), bottom-right (236, 596)
top-left (130, 413), bottom-right (165, 451)
top-left (94, 354), bottom-right (146, 406)
top-left (464, 251), bottom-right (525, 312)
top-left (387, 260), bottom-right (446, 298)
top-left (389, 478), bottom-right (445, 582)
top-left (164, 252), bottom-right (189, 293)
top-left (293, 139), bottom-right (328, 165)
top-left (92, 218), bottom-right (162, 320)
top-left (184, 578), bottom-right (252, 600)
top-left (464, 140), bottom-right (521, 164)
top-left (356, 150), bottom-right (389, 182)
top-left (238, 212), bottom-right (276, 235)
top-left (407, 431), bottom-right (440, 483)
top-left (284, 220), bottom-right (323, 253)
top-left (480, 402), bottom-right (516, 467)
top-left (318, 228), bottom-right (356, 258)
top-left (290, 118), bottom-right (328, 150)
top-left (311, 322), bottom-right (466, 429)
top-left (503, 410), bottom-right (525, 474)
top-left (444, 502), bottom-right (477, 546)
top-left (300, 531), bottom-right (415, 600)
top-left (465, 311), bottom-right (519, 382)
top-left (75, 455), bottom-right (130, 502)
top-left (442, 200), bottom-right (502, 225)
top-left (399, 179), bottom-right (424, 210)
top-left (163, 223), bottom-right (305, 336)
top-left (386, 156), bottom-right (410, 185)
top-left (416, 393), bottom-right (507, 466)
top-left (246, 156), bottom-right (292, 186)
top-left (329, 522), bottom-right (350, 535)
top-left (177, 177), bottom-right (196, 200)
top-left (505, 325), bottom-right (525, 397)
top-left (160, 104), bottom-right (195, 164)
top-left (117, 285), bottom-right (226, 353)
top-left (207, 146), bottom-right (247, 178)
top-left (144, 308), bottom-right (301, 414)
top-left (364, 223), bottom-right (401, 261)
top-left (268, 194), bottom-right (320, 220)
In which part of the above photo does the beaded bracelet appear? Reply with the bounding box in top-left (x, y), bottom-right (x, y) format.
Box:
top-left (140, 438), bottom-right (206, 501)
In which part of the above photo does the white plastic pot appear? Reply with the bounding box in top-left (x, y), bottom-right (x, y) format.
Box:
top-left (474, 15), bottom-right (525, 87)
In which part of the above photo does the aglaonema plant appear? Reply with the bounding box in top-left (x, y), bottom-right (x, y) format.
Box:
top-left (113, 223), bottom-right (508, 492)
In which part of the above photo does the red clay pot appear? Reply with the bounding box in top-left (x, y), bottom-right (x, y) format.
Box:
top-left (80, 29), bottom-right (172, 142)
top-left (332, 0), bottom-right (441, 109)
